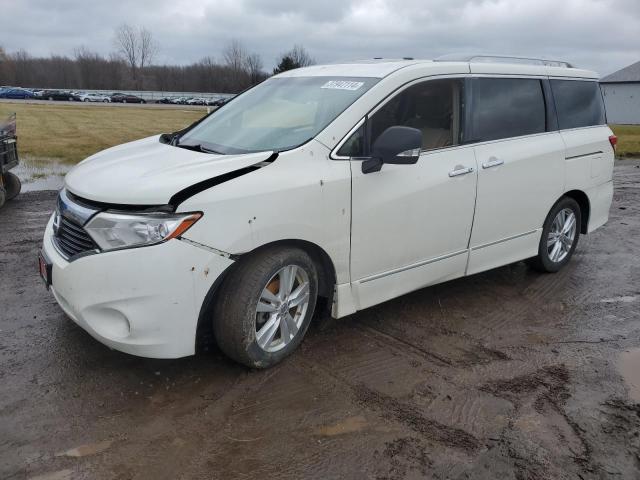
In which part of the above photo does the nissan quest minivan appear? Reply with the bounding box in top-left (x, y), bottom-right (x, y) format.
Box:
top-left (39, 55), bottom-right (615, 368)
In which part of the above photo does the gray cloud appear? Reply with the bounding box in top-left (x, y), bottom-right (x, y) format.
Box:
top-left (1, 0), bottom-right (639, 76)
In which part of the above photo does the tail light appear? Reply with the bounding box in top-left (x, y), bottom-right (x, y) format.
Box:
top-left (609, 134), bottom-right (618, 152)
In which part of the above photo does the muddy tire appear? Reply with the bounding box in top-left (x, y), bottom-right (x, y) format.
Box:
top-left (3, 172), bottom-right (21, 201)
top-left (213, 247), bottom-right (318, 369)
top-left (529, 197), bottom-right (581, 273)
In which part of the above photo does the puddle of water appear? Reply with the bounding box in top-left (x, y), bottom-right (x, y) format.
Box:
top-left (11, 156), bottom-right (71, 192)
top-left (315, 416), bottom-right (368, 436)
top-left (618, 349), bottom-right (640, 402)
top-left (55, 440), bottom-right (112, 458)
top-left (601, 296), bottom-right (637, 304)
top-left (28, 469), bottom-right (74, 480)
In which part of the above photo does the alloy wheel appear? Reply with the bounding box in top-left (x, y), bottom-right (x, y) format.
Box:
top-left (255, 265), bottom-right (311, 352)
top-left (547, 208), bottom-right (577, 263)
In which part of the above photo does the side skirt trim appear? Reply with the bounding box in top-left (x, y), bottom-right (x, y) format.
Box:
top-left (359, 249), bottom-right (468, 284)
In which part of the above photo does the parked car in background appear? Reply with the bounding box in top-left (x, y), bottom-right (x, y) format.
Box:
top-left (210, 97), bottom-right (230, 107)
top-left (78, 92), bottom-right (111, 103)
top-left (187, 97), bottom-right (207, 105)
top-left (42, 90), bottom-right (80, 101)
top-left (156, 97), bottom-right (173, 104)
top-left (110, 93), bottom-right (146, 104)
top-left (0, 88), bottom-right (35, 100)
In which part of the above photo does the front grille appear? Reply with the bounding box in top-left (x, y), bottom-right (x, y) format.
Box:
top-left (54, 216), bottom-right (98, 258)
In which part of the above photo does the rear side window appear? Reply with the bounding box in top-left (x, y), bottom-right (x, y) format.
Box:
top-left (550, 80), bottom-right (605, 129)
top-left (470, 78), bottom-right (546, 142)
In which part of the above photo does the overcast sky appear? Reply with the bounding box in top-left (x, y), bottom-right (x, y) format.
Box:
top-left (1, 0), bottom-right (639, 76)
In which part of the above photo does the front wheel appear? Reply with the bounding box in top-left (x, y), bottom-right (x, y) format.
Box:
top-left (3, 172), bottom-right (21, 200)
top-left (529, 197), bottom-right (581, 273)
top-left (213, 247), bottom-right (318, 368)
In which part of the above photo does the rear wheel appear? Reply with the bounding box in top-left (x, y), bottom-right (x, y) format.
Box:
top-left (529, 197), bottom-right (581, 273)
top-left (3, 172), bottom-right (21, 200)
top-left (213, 247), bottom-right (318, 368)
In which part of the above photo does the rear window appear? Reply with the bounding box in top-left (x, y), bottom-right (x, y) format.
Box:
top-left (470, 78), bottom-right (546, 142)
top-left (550, 80), bottom-right (605, 129)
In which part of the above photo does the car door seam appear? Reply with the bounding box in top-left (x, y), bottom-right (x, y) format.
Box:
top-left (464, 149), bottom-right (480, 275)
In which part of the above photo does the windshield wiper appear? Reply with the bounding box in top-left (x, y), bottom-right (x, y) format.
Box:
top-left (174, 142), bottom-right (224, 154)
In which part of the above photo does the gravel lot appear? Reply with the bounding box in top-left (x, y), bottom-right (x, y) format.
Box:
top-left (1, 161), bottom-right (639, 480)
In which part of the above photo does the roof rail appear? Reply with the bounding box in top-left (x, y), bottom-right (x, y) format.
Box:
top-left (434, 54), bottom-right (574, 68)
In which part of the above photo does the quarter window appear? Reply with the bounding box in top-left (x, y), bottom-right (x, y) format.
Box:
top-left (550, 80), bottom-right (605, 129)
top-left (337, 124), bottom-right (365, 157)
top-left (470, 78), bottom-right (546, 142)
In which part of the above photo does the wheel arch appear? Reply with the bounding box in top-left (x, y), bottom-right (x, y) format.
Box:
top-left (195, 238), bottom-right (337, 352)
top-left (563, 190), bottom-right (590, 234)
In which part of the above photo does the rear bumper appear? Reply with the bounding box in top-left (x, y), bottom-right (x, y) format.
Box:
top-left (42, 214), bottom-right (234, 358)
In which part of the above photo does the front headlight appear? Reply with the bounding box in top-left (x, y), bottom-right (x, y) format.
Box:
top-left (85, 211), bottom-right (202, 252)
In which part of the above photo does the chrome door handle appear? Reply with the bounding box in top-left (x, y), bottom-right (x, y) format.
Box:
top-left (448, 166), bottom-right (474, 177)
top-left (482, 158), bottom-right (504, 169)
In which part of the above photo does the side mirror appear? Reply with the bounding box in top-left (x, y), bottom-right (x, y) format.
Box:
top-left (362, 126), bottom-right (422, 174)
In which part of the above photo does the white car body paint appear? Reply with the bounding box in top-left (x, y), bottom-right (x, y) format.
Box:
top-left (42, 59), bottom-right (614, 358)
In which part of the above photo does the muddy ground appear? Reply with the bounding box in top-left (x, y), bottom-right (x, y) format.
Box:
top-left (1, 161), bottom-right (640, 480)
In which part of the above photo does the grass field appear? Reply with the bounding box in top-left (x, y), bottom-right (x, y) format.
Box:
top-left (0, 102), bottom-right (206, 165)
top-left (610, 125), bottom-right (640, 158)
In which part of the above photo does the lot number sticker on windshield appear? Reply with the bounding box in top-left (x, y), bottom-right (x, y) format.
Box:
top-left (321, 80), bottom-right (364, 91)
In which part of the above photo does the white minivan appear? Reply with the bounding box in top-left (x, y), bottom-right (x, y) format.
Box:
top-left (40, 56), bottom-right (615, 368)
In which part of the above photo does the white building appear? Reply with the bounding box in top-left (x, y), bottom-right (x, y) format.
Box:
top-left (601, 60), bottom-right (640, 125)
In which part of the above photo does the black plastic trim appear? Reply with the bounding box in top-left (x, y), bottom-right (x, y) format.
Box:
top-left (65, 189), bottom-right (172, 214)
top-left (542, 78), bottom-right (559, 132)
top-left (168, 153), bottom-right (278, 208)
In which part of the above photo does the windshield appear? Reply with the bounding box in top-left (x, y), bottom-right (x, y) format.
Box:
top-left (178, 76), bottom-right (378, 154)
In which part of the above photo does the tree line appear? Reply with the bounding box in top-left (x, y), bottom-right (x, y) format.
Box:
top-left (0, 25), bottom-right (315, 94)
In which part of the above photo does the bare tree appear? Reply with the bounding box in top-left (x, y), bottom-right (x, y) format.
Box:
top-left (273, 45), bottom-right (315, 74)
top-left (139, 27), bottom-right (158, 69)
top-left (245, 53), bottom-right (264, 83)
top-left (223, 39), bottom-right (248, 73)
top-left (289, 45), bottom-right (315, 68)
top-left (0, 46), bottom-right (260, 93)
top-left (114, 24), bottom-right (138, 76)
top-left (113, 24), bottom-right (158, 89)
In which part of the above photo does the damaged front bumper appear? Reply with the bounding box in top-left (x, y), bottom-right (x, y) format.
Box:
top-left (42, 214), bottom-right (235, 358)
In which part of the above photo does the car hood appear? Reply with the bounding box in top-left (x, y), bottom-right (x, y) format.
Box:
top-left (64, 135), bottom-right (274, 205)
